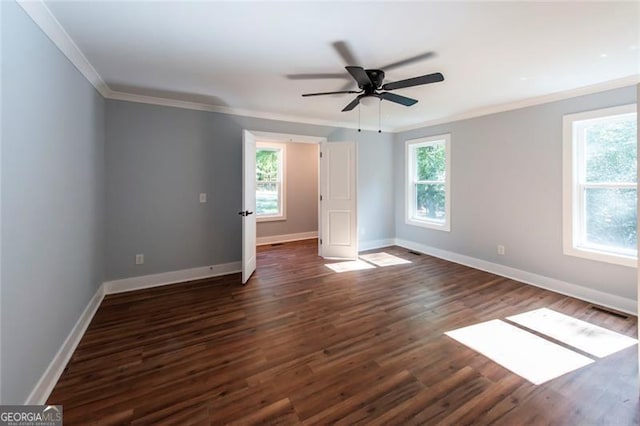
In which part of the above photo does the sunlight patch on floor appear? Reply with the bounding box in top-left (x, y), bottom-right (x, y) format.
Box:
top-left (359, 252), bottom-right (412, 267)
top-left (507, 308), bottom-right (638, 358)
top-left (445, 319), bottom-right (594, 385)
top-left (325, 259), bottom-right (376, 273)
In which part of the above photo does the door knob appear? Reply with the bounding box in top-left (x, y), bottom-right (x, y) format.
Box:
top-left (238, 210), bottom-right (254, 217)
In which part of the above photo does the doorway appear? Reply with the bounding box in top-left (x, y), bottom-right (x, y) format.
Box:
top-left (241, 130), bottom-right (358, 283)
top-left (255, 140), bottom-right (319, 247)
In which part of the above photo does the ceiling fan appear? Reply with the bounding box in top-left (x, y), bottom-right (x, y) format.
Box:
top-left (292, 42), bottom-right (445, 112)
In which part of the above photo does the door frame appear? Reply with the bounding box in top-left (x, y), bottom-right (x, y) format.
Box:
top-left (243, 130), bottom-right (327, 257)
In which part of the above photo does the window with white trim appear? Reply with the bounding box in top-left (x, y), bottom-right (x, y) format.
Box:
top-left (256, 142), bottom-right (286, 221)
top-left (563, 104), bottom-right (637, 267)
top-left (406, 134), bottom-right (451, 231)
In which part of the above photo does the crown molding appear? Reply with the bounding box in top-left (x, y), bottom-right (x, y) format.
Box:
top-left (17, 0), bottom-right (638, 134)
top-left (394, 75), bottom-right (640, 133)
top-left (16, 0), bottom-right (392, 132)
top-left (17, 0), bottom-right (110, 97)
top-left (105, 89), bottom-right (395, 133)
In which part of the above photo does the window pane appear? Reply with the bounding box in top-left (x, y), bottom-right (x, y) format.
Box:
top-left (415, 143), bottom-right (446, 181)
top-left (415, 183), bottom-right (446, 222)
top-left (585, 116), bottom-right (637, 183)
top-left (584, 188), bottom-right (637, 251)
top-left (256, 182), bottom-right (279, 215)
top-left (256, 149), bottom-right (280, 182)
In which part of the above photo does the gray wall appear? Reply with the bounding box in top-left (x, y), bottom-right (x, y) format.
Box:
top-left (394, 86), bottom-right (637, 301)
top-left (1, 1), bottom-right (105, 404)
top-left (257, 142), bottom-right (318, 239)
top-left (330, 127), bottom-right (396, 246)
top-left (105, 100), bottom-right (394, 280)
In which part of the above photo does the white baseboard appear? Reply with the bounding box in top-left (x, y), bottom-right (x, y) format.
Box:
top-left (26, 261), bottom-right (242, 403)
top-left (359, 238), bottom-right (395, 252)
top-left (25, 284), bottom-right (105, 404)
top-left (25, 239), bottom-right (635, 405)
top-left (256, 231), bottom-right (317, 246)
top-left (395, 238), bottom-right (637, 315)
top-left (104, 262), bottom-right (242, 294)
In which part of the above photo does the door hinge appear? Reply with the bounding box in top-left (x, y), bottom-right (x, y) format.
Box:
top-left (319, 151), bottom-right (323, 158)
top-left (320, 238), bottom-right (323, 244)
top-left (320, 195), bottom-right (323, 201)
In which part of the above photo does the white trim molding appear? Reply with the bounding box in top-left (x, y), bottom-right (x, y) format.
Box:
top-left (256, 231), bottom-right (318, 246)
top-left (103, 262), bottom-right (241, 294)
top-left (562, 104), bottom-right (637, 268)
top-left (107, 90), bottom-right (394, 132)
top-left (395, 238), bottom-right (637, 315)
top-left (405, 134), bottom-right (452, 232)
top-left (16, 1), bottom-right (391, 132)
top-left (237, 131), bottom-right (326, 145)
top-left (25, 284), bottom-right (106, 404)
top-left (16, 0), bottom-right (639, 134)
top-left (395, 75), bottom-right (640, 133)
top-left (26, 260), bottom-right (242, 404)
top-left (16, 0), bottom-right (110, 97)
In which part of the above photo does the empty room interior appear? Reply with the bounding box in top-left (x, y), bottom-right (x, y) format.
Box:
top-left (2, 0), bottom-right (640, 424)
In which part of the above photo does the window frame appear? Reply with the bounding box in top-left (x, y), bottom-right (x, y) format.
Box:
top-left (405, 133), bottom-right (451, 232)
top-left (256, 142), bottom-right (286, 222)
top-left (562, 103), bottom-right (637, 267)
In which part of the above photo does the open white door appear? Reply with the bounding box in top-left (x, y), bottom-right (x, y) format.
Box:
top-left (241, 130), bottom-right (257, 284)
top-left (320, 141), bottom-right (357, 259)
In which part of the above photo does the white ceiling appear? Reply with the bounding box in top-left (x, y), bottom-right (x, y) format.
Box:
top-left (43, 1), bottom-right (639, 130)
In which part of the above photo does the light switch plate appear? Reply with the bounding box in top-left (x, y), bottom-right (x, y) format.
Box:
top-left (199, 193), bottom-right (207, 203)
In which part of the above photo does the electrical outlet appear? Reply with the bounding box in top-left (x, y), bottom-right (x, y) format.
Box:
top-left (135, 254), bottom-right (144, 265)
top-left (199, 193), bottom-right (207, 203)
top-left (497, 245), bottom-right (505, 256)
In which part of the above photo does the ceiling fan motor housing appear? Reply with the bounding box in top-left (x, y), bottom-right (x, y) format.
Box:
top-left (364, 69), bottom-right (385, 91)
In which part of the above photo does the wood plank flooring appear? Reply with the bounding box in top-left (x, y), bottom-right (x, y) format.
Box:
top-left (48, 240), bottom-right (639, 424)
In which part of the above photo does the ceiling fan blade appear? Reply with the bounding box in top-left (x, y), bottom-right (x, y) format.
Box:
top-left (380, 52), bottom-right (436, 71)
top-left (341, 97), bottom-right (360, 112)
top-left (346, 66), bottom-right (372, 87)
top-left (338, 81), bottom-right (357, 91)
top-left (332, 41), bottom-right (359, 66)
top-left (286, 73), bottom-right (349, 80)
top-left (379, 92), bottom-right (418, 106)
top-left (382, 72), bottom-right (444, 91)
top-left (302, 90), bottom-right (361, 97)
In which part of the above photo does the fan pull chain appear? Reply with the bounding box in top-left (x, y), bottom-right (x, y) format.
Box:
top-left (378, 99), bottom-right (382, 133)
top-left (358, 104), bottom-right (361, 132)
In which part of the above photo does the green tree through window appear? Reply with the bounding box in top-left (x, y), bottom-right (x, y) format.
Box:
top-left (583, 117), bottom-right (637, 251)
top-left (415, 144), bottom-right (446, 219)
top-left (256, 146), bottom-right (283, 217)
top-left (407, 134), bottom-right (451, 231)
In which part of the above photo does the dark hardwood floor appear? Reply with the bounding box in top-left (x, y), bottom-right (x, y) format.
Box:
top-left (48, 240), bottom-right (639, 425)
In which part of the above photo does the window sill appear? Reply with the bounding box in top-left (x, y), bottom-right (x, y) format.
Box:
top-left (563, 245), bottom-right (637, 268)
top-left (257, 215), bottom-right (287, 223)
top-left (406, 217), bottom-right (450, 232)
